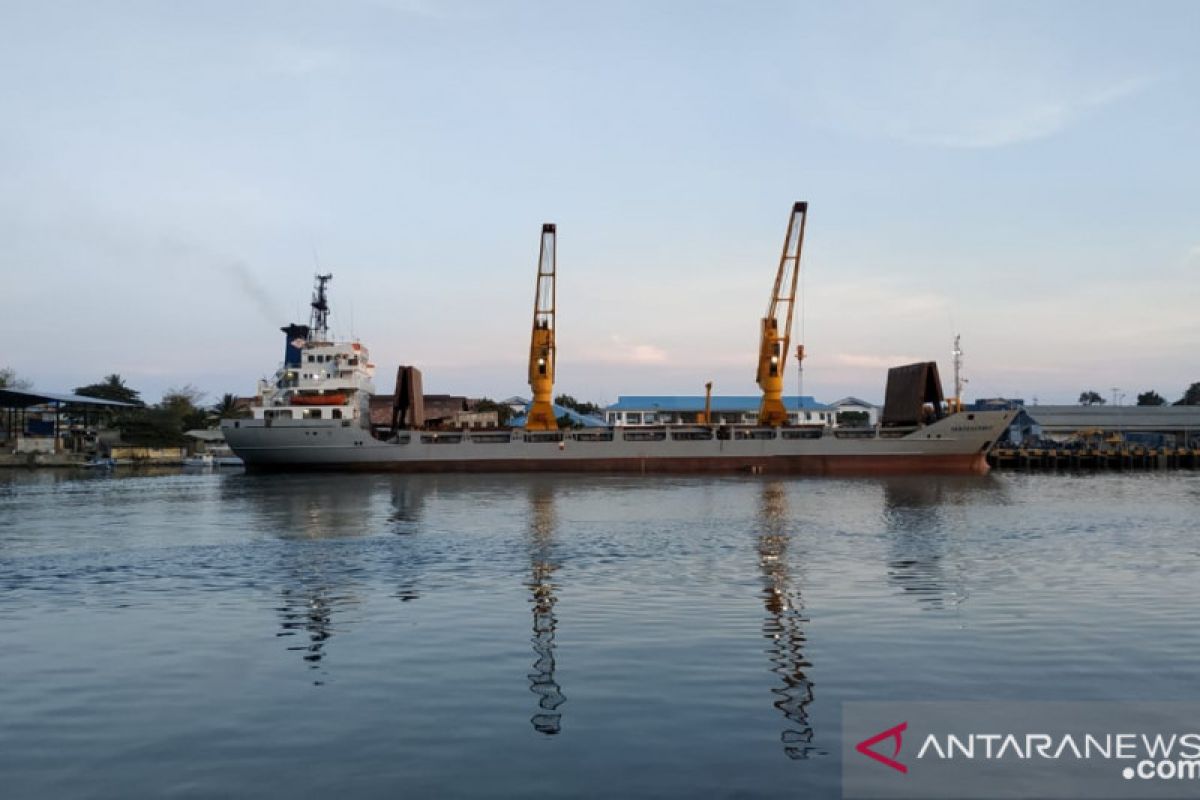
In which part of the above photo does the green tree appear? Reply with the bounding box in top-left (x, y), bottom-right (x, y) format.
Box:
top-left (115, 385), bottom-right (209, 445)
top-left (211, 393), bottom-right (249, 419)
top-left (1175, 382), bottom-right (1200, 406)
top-left (116, 407), bottom-right (193, 446)
top-left (471, 398), bottom-right (513, 426)
top-left (0, 367), bottom-right (31, 390)
top-left (1136, 391), bottom-right (1166, 406)
top-left (556, 413), bottom-right (584, 430)
top-left (554, 393), bottom-right (603, 417)
top-left (74, 374), bottom-right (142, 405)
top-left (1078, 390), bottom-right (1106, 406)
top-left (161, 385), bottom-right (209, 431)
top-left (837, 410), bottom-right (870, 426)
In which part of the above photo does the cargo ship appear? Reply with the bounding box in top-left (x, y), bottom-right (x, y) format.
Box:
top-left (222, 204), bottom-right (1015, 474)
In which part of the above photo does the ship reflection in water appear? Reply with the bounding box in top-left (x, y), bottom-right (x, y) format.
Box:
top-left (265, 479), bottom-right (372, 683)
top-left (233, 475), bottom-right (428, 682)
top-left (526, 483), bottom-right (566, 735)
top-left (882, 475), bottom-right (1007, 611)
top-left (277, 583), bottom-right (342, 679)
top-left (756, 482), bottom-right (818, 759)
top-left (6, 468), bottom-right (1195, 798)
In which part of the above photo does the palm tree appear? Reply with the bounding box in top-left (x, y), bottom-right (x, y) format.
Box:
top-left (210, 393), bottom-right (249, 419)
top-left (0, 367), bottom-right (31, 390)
top-left (74, 374), bottom-right (142, 405)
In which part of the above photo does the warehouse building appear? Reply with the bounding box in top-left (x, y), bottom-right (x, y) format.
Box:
top-left (604, 395), bottom-right (833, 426)
top-left (1024, 405), bottom-right (1200, 447)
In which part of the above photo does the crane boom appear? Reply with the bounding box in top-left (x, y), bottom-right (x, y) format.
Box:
top-left (757, 201), bottom-right (808, 426)
top-left (525, 223), bottom-right (558, 431)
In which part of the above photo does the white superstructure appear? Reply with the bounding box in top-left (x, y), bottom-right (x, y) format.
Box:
top-left (250, 274), bottom-right (376, 427)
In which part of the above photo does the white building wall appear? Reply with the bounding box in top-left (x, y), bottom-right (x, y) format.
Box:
top-left (605, 407), bottom-right (835, 426)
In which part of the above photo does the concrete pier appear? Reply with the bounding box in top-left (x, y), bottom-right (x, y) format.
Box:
top-left (988, 446), bottom-right (1200, 470)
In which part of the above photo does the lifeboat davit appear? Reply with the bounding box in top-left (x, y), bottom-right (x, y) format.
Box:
top-left (290, 393), bottom-right (349, 406)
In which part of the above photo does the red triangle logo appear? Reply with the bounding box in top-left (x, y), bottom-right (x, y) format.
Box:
top-left (855, 721), bottom-right (908, 774)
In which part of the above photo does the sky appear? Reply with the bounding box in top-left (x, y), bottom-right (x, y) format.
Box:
top-left (1, 0), bottom-right (1198, 407)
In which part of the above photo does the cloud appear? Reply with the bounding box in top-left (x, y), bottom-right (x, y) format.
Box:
top-left (802, 7), bottom-right (1156, 150)
top-left (579, 335), bottom-right (669, 365)
top-left (902, 76), bottom-right (1152, 149)
top-left (819, 71), bottom-right (1154, 150)
top-left (809, 281), bottom-right (951, 317)
top-left (258, 42), bottom-right (341, 76)
top-left (362, 0), bottom-right (492, 20)
top-left (830, 353), bottom-right (923, 370)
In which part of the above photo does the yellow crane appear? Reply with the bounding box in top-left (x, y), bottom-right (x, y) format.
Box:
top-left (697, 381), bottom-right (714, 425)
top-left (757, 201), bottom-right (809, 427)
top-left (525, 223), bottom-right (558, 431)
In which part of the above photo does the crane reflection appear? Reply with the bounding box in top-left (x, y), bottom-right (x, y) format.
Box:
top-left (526, 482), bottom-right (566, 735)
top-left (757, 481), bottom-right (818, 759)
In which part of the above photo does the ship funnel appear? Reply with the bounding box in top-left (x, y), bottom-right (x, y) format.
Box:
top-left (281, 324), bottom-right (310, 368)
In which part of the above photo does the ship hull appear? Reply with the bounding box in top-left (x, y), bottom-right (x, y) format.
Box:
top-left (222, 410), bottom-right (1012, 476)
top-left (236, 452), bottom-right (988, 475)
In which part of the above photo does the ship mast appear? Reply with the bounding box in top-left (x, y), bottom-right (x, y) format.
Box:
top-left (309, 273), bottom-right (333, 343)
top-left (757, 202), bottom-right (808, 427)
top-left (951, 334), bottom-right (966, 413)
top-left (525, 224), bottom-right (557, 431)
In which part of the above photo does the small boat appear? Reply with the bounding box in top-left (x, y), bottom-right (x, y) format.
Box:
top-left (182, 450), bottom-right (244, 468)
top-left (81, 457), bottom-right (116, 469)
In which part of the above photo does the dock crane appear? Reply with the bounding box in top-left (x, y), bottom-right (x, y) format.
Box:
top-left (757, 202), bottom-right (809, 427)
top-left (697, 381), bottom-right (714, 425)
top-left (525, 223), bottom-right (558, 431)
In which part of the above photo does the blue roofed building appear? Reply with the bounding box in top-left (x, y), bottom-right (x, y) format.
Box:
top-left (509, 402), bottom-right (608, 428)
top-left (604, 396), bottom-right (833, 426)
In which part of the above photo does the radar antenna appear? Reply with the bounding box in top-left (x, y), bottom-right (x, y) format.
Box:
top-left (309, 273), bottom-right (333, 342)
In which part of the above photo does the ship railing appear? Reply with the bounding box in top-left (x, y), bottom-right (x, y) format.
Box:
top-left (623, 428), bottom-right (667, 442)
top-left (879, 424), bottom-right (920, 438)
top-left (421, 433), bottom-right (463, 444)
top-left (780, 428), bottom-right (824, 440)
top-left (833, 427), bottom-right (878, 439)
top-left (525, 431), bottom-right (565, 443)
top-left (470, 432), bottom-right (515, 444)
top-left (733, 429), bottom-right (777, 441)
top-left (571, 430), bottom-right (614, 442)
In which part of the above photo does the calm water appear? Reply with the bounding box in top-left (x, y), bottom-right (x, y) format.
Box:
top-left (2, 469), bottom-right (1199, 798)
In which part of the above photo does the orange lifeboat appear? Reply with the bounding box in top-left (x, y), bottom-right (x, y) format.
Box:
top-left (290, 393), bottom-right (349, 406)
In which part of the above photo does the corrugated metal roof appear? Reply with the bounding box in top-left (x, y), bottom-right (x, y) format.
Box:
top-left (509, 403), bottom-right (607, 428)
top-left (830, 396), bottom-right (880, 409)
top-left (1025, 405), bottom-right (1200, 430)
top-left (605, 395), bottom-right (829, 411)
top-left (0, 388), bottom-right (139, 408)
top-left (184, 429), bottom-right (227, 442)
